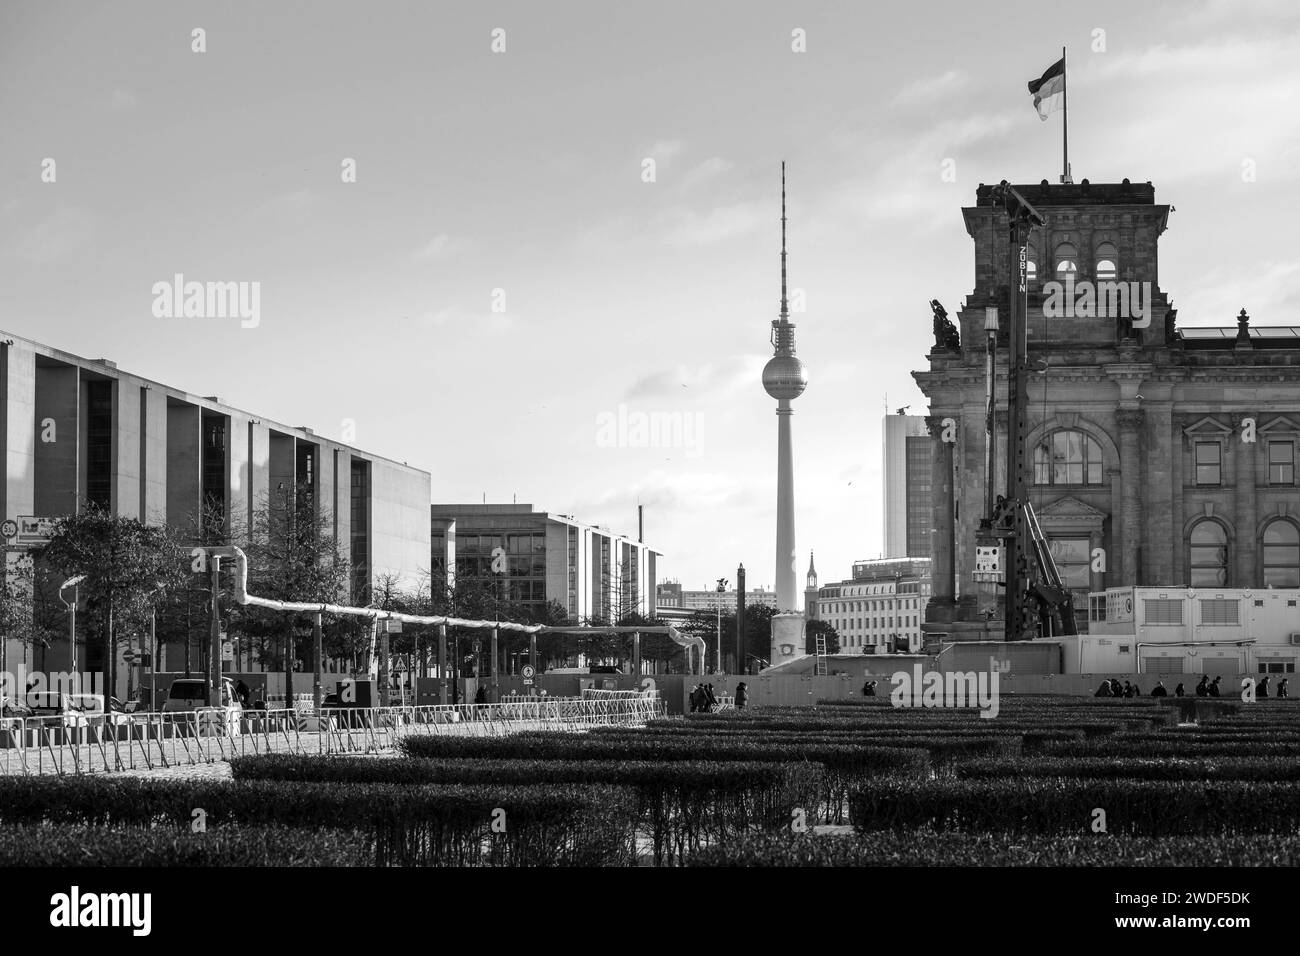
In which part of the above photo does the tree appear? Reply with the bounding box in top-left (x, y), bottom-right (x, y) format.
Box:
top-left (231, 482), bottom-right (349, 702)
top-left (37, 505), bottom-right (186, 703)
top-left (805, 618), bottom-right (841, 655)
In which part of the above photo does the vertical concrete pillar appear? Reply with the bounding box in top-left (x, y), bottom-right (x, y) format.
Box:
top-left (925, 415), bottom-right (955, 620)
top-left (1144, 402), bottom-right (1174, 585)
top-left (1234, 414), bottom-right (1258, 587)
top-left (1116, 408), bottom-right (1145, 585)
top-left (438, 623), bottom-right (448, 706)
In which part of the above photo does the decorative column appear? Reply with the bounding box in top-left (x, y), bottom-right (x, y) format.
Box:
top-left (1115, 407), bottom-right (1145, 585)
top-left (1234, 414), bottom-right (1258, 587)
top-left (925, 414), bottom-right (956, 621)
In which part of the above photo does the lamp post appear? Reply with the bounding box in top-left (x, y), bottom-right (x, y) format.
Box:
top-left (715, 578), bottom-right (728, 674)
top-left (58, 575), bottom-right (86, 686)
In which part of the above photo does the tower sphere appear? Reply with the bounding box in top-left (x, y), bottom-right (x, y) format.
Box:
top-left (762, 353), bottom-right (808, 400)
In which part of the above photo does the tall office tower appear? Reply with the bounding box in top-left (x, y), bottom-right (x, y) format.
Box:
top-left (883, 411), bottom-right (932, 558)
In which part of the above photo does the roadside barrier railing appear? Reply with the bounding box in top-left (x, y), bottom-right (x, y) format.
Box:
top-left (0, 695), bottom-right (666, 775)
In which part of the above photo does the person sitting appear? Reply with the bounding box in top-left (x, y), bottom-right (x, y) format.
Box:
top-left (1094, 681), bottom-right (1112, 697)
top-left (1109, 678), bottom-right (1124, 698)
top-left (1209, 676), bottom-right (1222, 698)
top-left (1278, 678), bottom-right (1290, 700)
top-left (735, 682), bottom-right (749, 709)
top-left (864, 680), bottom-right (877, 698)
top-left (1122, 681), bottom-right (1135, 699)
top-left (1174, 683), bottom-right (1185, 698)
top-left (1150, 681), bottom-right (1167, 698)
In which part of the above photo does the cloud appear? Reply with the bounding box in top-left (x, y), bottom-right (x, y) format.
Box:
top-left (16, 205), bottom-right (94, 264)
top-left (110, 89), bottom-right (139, 111)
top-left (414, 233), bottom-right (469, 259)
top-left (655, 199), bottom-right (768, 246)
top-left (646, 139), bottom-right (684, 165)
top-left (624, 356), bottom-right (765, 401)
top-left (891, 70), bottom-right (970, 108)
top-left (1176, 259), bottom-right (1300, 326)
top-left (418, 306), bottom-right (518, 334)
top-left (680, 156), bottom-right (734, 190)
top-left (593, 469), bottom-right (758, 511)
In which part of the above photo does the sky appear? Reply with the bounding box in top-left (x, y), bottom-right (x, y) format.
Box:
top-left (2, 0), bottom-right (1299, 600)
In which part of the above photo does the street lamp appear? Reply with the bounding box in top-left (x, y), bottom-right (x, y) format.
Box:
top-left (58, 575), bottom-right (87, 684)
top-left (715, 578), bottom-right (728, 674)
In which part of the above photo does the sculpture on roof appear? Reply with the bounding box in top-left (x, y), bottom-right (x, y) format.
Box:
top-left (930, 299), bottom-right (961, 351)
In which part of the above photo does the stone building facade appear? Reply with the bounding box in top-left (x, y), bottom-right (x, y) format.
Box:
top-left (914, 179), bottom-right (1300, 642)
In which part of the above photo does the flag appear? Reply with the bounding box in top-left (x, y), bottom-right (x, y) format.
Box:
top-left (1027, 57), bottom-right (1065, 120)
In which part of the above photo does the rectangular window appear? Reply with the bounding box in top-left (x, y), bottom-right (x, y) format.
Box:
top-left (1200, 598), bottom-right (1240, 626)
top-left (85, 380), bottom-right (113, 511)
top-left (1268, 441), bottom-right (1295, 485)
top-left (1195, 442), bottom-right (1221, 485)
top-left (1143, 599), bottom-right (1183, 626)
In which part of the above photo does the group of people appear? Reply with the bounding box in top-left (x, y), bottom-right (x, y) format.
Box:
top-left (1095, 675), bottom-right (1290, 699)
top-left (688, 681), bottom-right (747, 712)
top-left (1095, 678), bottom-right (1146, 698)
top-left (861, 680), bottom-right (879, 697)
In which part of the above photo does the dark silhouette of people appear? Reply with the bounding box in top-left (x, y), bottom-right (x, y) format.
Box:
top-left (1174, 683), bottom-right (1185, 698)
top-left (474, 684), bottom-right (488, 705)
top-left (234, 679), bottom-right (251, 707)
top-left (1095, 681), bottom-right (1112, 697)
top-left (1278, 678), bottom-right (1289, 699)
top-left (1258, 675), bottom-right (1270, 698)
top-left (1132, 684), bottom-right (1142, 697)
top-left (1209, 676), bottom-right (1222, 698)
top-left (688, 684), bottom-right (701, 713)
top-left (1195, 676), bottom-right (1209, 697)
top-left (1150, 681), bottom-right (1167, 698)
top-left (1109, 678), bottom-right (1123, 698)
top-left (736, 682), bottom-right (748, 709)
top-left (704, 683), bottom-right (718, 712)
top-left (862, 679), bottom-right (873, 698)
top-left (1123, 681), bottom-right (1135, 699)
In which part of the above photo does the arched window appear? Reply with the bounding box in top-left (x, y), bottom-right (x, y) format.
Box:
top-left (1055, 242), bottom-right (1078, 278)
top-left (1034, 430), bottom-right (1104, 484)
top-left (1026, 244), bottom-right (1038, 282)
top-left (1095, 241), bottom-right (1118, 280)
top-left (1263, 520), bottom-right (1300, 588)
top-left (1188, 520), bottom-right (1228, 587)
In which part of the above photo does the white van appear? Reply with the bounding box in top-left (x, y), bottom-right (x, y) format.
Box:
top-left (163, 677), bottom-right (238, 713)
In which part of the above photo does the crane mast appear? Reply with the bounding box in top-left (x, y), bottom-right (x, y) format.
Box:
top-left (975, 181), bottom-right (1078, 640)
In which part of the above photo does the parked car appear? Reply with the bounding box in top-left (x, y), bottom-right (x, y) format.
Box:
top-left (163, 678), bottom-right (239, 713)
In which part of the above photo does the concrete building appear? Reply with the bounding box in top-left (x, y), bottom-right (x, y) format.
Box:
top-left (430, 504), bottom-right (661, 623)
top-left (808, 557), bottom-right (932, 654)
top-left (655, 580), bottom-right (778, 612)
top-left (0, 331), bottom-right (432, 678)
top-left (914, 179), bottom-right (1300, 645)
top-left (883, 412), bottom-right (932, 558)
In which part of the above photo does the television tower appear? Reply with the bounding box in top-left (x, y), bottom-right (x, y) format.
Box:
top-left (762, 163), bottom-right (808, 611)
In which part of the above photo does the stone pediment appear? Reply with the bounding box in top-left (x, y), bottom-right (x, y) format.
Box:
top-left (1182, 416), bottom-right (1232, 437)
top-left (1036, 496), bottom-right (1108, 519)
top-left (1259, 416), bottom-right (1300, 435)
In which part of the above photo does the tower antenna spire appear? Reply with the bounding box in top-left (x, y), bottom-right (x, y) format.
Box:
top-left (780, 161), bottom-right (789, 321)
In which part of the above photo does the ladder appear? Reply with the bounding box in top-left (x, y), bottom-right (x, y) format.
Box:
top-left (814, 633), bottom-right (828, 676)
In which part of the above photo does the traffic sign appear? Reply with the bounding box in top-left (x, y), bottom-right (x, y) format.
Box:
top-left (1, 520), bottom-right (17, 540)
top-left (521, 664), bottom-right (535, 686)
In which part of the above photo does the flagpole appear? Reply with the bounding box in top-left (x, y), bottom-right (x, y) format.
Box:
top-left (1061, 45), bottom-right (1070, 184)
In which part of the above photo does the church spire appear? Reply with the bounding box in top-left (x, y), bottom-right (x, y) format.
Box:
top-left (806, 550), bottom-right (817, 587)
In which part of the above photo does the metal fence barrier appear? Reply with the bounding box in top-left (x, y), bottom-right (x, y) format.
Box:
top-left (0, 695), bottom-right (665, 776)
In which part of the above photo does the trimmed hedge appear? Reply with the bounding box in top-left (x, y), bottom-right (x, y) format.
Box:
top-left (231, 754), bottom-right (824, 865)
top-left (1041, 739), bottom-right (1300, 759)
top-left (398, 733), bottom-right (930, 826)
top-left (686, 830), bottom-right (1300, 867)
top-left (0, 824), bottom-right (371, 867)
top-left (848, 777), bottom-right (1300, 835)
top-left (0, 775), bottom-right (635, 867)
top-left (957, 755), bottom-right (1300, 782)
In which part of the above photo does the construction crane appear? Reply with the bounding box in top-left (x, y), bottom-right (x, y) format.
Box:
top-left (975, 181), bottom-right (1077, 640)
